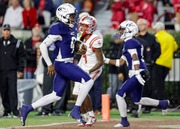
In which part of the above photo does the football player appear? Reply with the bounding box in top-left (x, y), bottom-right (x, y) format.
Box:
top-left (72, 15), bottom-right (104, 126)
top-left (104, 20), bottom-right (170, 127)
top-left (20, 3), bottom-right (94, 126)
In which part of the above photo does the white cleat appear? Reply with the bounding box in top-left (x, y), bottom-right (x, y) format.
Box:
top-left (85, 116), bottom-right (96, 126)
top-left (114, 123), bottom-right (123, 127)
top-left (77, 122), bottom-right (86, 127)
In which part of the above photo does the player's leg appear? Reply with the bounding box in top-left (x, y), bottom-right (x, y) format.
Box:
top-left (84, 70), bottom-right (102, 126)
top-left (83, 94), bottom-right (96, 126)
top-left (72, 82), bottom-right (88, 127)
top-left (20, 73), bottom-right (67, 126)
top-left (56, 62), bottom-right (94, 122)
top-left (114, 77), bottom-right (139, 127)
top-left (65, 64), bottom-right (94, 122)
top-left (132, 77), bottom-right (170, 115)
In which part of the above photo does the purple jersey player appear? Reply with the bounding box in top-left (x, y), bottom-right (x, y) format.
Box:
top-left (104, 20), bottom-right (170, 127)
top-left (20, 3), bottom-right (94, 126)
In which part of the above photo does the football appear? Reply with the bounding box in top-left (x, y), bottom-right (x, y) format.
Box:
top-left (75, 40), bottom-right (87, 54)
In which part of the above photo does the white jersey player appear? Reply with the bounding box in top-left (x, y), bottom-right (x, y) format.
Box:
top-left (73, 16), bottom-right (104, 127)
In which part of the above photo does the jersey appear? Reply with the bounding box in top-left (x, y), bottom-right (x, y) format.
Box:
top-left (122, 38), bottom-right (147, 72)
top-left (78, 30), bottom-right (103, 70)
top-left (49, 22), bottom-right (78, 61)
top-left (72, 30), bottom-right (103, 95)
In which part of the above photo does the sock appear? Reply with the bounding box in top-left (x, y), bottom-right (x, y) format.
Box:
top-left (32, 92), bottom-right (61, 109)
top-left (116, 94), bottom-right (127, 117)
top-left (88, 111), bottom-right (95, 117)
top-left (28, 105), bottom-right (34, 112)
top-left (136, 97), bottom-right (159, 106)
top-left (82, 113), bottom-right (89, 121)
top-left (75, 79), bottom-right (94, 106)
top-left (137, 105), bottom-right (142, 114)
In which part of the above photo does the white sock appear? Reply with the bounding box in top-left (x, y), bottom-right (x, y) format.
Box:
top-left (75, 79), bottom-right (94, 106)
top-left (88, 110), bottom-right (95, 117)
top-left (116, 94), bottom-right (127, 117)
top-left (137, 105), bottom-right (142, 114)
top-left (135, 97), bottom-right (159, 106)
top-left (82, 113), bottom-right (89, 121)
top-left (32, 92), bottom-right (61, 109)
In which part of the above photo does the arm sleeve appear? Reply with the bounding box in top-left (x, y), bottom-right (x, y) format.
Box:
top-left (40, 34), bottom-right (62, 66)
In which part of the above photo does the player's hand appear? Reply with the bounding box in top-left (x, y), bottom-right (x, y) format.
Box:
top-left (17, 72), bottom-right (23, 79)
top-left (47, 65), bottom-right (55, 76)
top-left (135, 71), bottom-right (145, 85)
top-left (78, 44), bottom-right (87, 55)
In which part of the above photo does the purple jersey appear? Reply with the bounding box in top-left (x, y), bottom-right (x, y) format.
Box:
top-left (122, 38), bottom-right (147, 70)
top-left (49, 22), bottom-right (78, 59)
top-left (47, 22), bottom-right (91, 97)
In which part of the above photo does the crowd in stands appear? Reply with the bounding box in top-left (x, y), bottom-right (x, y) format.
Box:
top-left (110, 0), bottom-right (180, 31)
top-left (0, 0), bottom-right (179, 31)
top-left (0, 0), bottom-right (99, 29)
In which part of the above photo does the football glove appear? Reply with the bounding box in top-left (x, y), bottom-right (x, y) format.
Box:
top-left (135, 70), bottom-right (145, 86)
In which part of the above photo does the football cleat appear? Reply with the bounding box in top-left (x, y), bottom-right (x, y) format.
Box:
top-left (114, 120), bottom-right (130, 127)
top-left (20, 105), bottom-right (33, 126)
top-left (159, 100), bottom-right (170, 115)
top-left (85, 116), bottom-right (96, 126)
top-left (159, 100), bottom-right (170, 110)
top-left (77, 122), bottom-right (86, 127)
top-left (69, 106), bottom-right (86, 123)
top-left (114, 117), bottom-right (130, 127)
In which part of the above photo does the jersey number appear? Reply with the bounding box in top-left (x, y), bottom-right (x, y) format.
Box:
top-left (70, 37), bottom-right (76, 53)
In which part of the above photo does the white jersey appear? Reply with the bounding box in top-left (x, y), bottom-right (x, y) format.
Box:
top-left (73, 30), bottom-right (103, 95)
top-left (78, 30), bottom-right (103, 70)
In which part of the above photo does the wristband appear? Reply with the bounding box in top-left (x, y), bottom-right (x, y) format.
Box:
top-left (115, 59), bottom-right (120, 67)
top-left (104, 58), bottom-right (110, 64)
top-left (133, 60), bottom-right (140, 65)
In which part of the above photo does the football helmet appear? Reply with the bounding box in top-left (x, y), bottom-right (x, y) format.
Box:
top-left (56, 3), bottom-right (77, 28)
top-left (78, 15), bottom-right (97, 36)
top-left (118, 20), bottom-right (139, 40)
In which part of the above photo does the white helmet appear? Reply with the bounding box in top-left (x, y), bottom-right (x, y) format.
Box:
top-left (56, 3), bottom-right (77, 28)
top-left (118, 20), bottom-right (139, 40)
top-left (78, 15), bottom-right (97, 36)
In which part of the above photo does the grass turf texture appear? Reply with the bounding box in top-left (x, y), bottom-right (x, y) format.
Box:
top-left (0, 109), bottom-right (180, 128)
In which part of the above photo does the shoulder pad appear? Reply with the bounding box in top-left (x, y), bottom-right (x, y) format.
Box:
top-left (49, 22), bottom-right (69, 35)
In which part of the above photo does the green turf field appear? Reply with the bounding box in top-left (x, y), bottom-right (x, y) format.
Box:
top-left (0, 109), bottom-right (180, 128)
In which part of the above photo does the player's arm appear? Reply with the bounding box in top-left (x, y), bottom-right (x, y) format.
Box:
top-left (128, 48), bottom-right (145, 85)
top-left (40, 34), bottom-right (62, 75)
top-left (89, 48), bottom-right (104, 73)
top-left (128, 49), bottom-right (140, 71)
top-left (104, 56), bottom-right (126, 67)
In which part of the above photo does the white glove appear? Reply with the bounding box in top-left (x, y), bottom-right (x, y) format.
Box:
top-left (104, 58), bottom-right (110, 64)
top-left (135, 71), bottom-right (145, 86)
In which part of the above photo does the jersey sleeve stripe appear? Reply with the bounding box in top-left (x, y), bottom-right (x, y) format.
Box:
top-left (91, 70), bottom-right (100, 80)
top-left (89, 36), bottom-right (101, 48)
